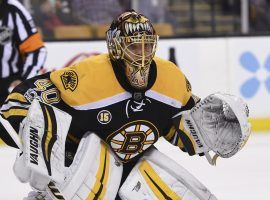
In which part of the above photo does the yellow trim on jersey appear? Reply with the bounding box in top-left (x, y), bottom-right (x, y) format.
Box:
top-left (0, 139), bottom-right (7, 147)
top-left (164, 126), bottom-right (176, 141)
top-left (67, 134), bottom-right (80, 144)
top-left (164, 126), bottom-right (185, 149)
top-left (2, 108), bottom-right (28, 118)
top-left (139, 160), bottom-right (181, 200)
top-left (50, 54), bottom-right (125, 107)
top-left (6, 92), bottom-right (27, 103)
top-left (177, 138), bottom-right (184, 149)
top-left (86, 142), bottom-right (110, 200)
top-left (153, 57), bottom-right (191, 106)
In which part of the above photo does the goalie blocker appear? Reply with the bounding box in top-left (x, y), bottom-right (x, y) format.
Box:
top-left (13, 99), bottom-right (72, 191)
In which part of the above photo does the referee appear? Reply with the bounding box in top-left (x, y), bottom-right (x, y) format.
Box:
top-left (0, 0), bottom-right (47, 105)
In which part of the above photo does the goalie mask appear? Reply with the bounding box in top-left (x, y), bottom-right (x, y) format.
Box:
top-left (106, 10), bottom-right (159, 89)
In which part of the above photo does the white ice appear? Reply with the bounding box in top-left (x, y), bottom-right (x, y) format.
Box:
top-left (0, 133), bottom-right (269, 200)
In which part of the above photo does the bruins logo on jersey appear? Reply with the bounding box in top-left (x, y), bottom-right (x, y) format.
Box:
top-left (61, 70), bottom-right (78, 91)
top-left (106, 120), bottom-right (159, 162)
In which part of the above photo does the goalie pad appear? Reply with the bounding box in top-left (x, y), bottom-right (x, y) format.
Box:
top-left (119, 148), bottom-right (217, 200)
top-left (177, 92), bottom-right (251, 164)
top-left (13, 99), bottom-right (72, 191)
top-left (45, 133), bottom-right (123, 200)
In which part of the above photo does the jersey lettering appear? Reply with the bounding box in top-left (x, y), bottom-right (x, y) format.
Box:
top-left (24, 79), bottom-right (60, 104)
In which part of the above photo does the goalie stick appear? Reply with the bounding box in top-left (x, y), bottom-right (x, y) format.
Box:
top-left (0, 114), bottom-right (22, 149)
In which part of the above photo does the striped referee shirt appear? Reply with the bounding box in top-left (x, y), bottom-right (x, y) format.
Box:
top-left (0, 0), bottom-right (47, 80)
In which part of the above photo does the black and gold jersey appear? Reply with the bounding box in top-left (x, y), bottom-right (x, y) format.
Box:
top-left (0, 54), bottom-right (197, 163)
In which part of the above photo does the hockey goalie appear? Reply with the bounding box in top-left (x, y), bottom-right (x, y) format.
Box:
top-left (0, 10), bottom-right (251, 200)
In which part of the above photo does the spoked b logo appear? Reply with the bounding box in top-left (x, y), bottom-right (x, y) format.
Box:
top-left (106, 120), bottom-right (159, 162)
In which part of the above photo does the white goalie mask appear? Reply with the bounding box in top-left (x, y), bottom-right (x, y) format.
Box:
top-left (106, 10), bottom-right (159, 89)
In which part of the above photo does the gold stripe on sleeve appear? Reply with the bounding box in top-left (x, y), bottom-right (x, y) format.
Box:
top-left (164, 126), bottom-right (176, 141)
top-left (2, 109), bottom-right (28, 118)
top-left (6, 92), bottom-right (28, 103)
top-left (67, 134), bottom-right (80, 144)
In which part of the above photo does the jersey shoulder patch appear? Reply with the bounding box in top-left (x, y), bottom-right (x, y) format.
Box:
top-left (50, 54), bottom-right (125, 107)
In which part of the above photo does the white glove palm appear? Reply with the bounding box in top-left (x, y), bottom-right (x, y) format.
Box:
top-left (180, 92), bottom-right (251, 163)
top-left (13, 99), bottom-right (72, 191)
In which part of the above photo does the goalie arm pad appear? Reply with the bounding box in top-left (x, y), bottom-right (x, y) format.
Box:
top-left (13, 99), bottom-right (72, 191)
top-left (172, 92), bottom-right (251, 163)
top-left (119, 148), bottom-right (217, 200)
top-left (45, 133), bottom-right (123, 200)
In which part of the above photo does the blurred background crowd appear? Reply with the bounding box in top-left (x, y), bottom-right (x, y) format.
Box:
top-left (18, 0), bottom-right (270, 40)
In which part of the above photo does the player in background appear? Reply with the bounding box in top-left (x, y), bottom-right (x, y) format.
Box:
top-left (0, 0), bottom-right (47, 106)
top-left (0, 10), bottom-right (250, 200)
